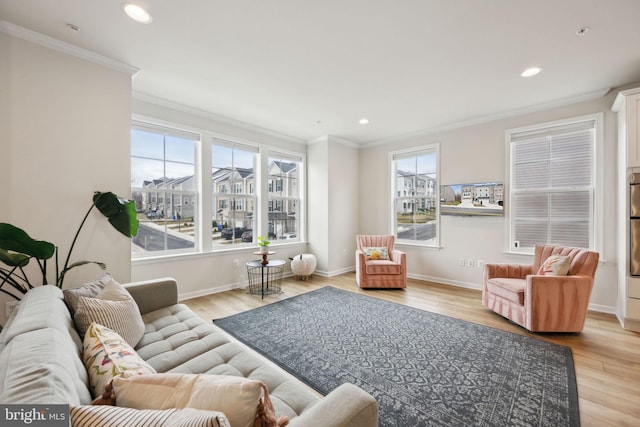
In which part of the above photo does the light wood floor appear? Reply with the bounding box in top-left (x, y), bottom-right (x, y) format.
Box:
top-left (183, 273), bottom-right (640, 427)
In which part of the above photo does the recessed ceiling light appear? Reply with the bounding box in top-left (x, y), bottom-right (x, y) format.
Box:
top-left (122, 3), bottom-right (153, 24)
top-left (66, 23), bottom-right (80, 33)
top-left (521, 67), bottom-right (542, 77)
top-left (576, 27), bottom-right (590, 36)
top-left (359, 118), bottom-right (369, 125)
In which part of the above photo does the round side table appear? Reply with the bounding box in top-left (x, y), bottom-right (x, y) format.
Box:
top-left (246, 259), bottom-right (285, 298)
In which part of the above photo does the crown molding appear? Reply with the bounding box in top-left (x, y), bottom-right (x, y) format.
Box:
top-left (0, 20), bottom-right (139, 76)
top-left (132, 91), bottom-right (305, 145)
top-left (366, 87), bottom-right (611, 147)
top-left (307, 135), bottom-right (359, 149)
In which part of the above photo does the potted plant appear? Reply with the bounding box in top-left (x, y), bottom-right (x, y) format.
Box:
top-left (0, 191), bottom-right (139, 299)
top-left (257, 236), bottom-right (270, 254)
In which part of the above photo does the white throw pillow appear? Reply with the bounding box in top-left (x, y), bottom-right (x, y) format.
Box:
top-left (538, 254), bottom-right (571, 276)
top-left (111, 373), bottom-right (266, 427)
top-left (74, 278), bottom-right (145, 347)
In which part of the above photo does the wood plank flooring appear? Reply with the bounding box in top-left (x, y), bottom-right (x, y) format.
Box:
top-left (182, 273), bottom-right (640, 427)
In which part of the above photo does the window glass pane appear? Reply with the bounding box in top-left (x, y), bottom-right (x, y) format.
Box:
top-left (268, 155), bottom-right (300, 241)
top-left (212, 144), bottom-right (256, 249)
top-left (131, 129), bottom-right (164, 159)
top-left (131, 127), bottom-right (197, 256)
top-left (392, 146), bottom-right (438, 246)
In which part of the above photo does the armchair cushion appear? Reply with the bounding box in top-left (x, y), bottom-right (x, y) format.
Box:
top-left (485, 278), bottom-right (526, 305)
top-left (365, 260), bottom-right (402, 275)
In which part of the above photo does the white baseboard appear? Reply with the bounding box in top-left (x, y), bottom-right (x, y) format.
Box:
top-left (179, 269), bottom-right (617, 315)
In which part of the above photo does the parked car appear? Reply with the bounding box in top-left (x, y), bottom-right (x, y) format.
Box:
top-left (221, 227), bottom-right (245, 240)
top-left (241, 229), bottom-right (253, 242)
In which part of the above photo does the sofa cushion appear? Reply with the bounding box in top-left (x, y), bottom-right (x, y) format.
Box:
top-left (74, 279), bottom-right (145, 347)
top-left (63, 273), bottom-right (113, 316)
top-left (112, 373), bottom-right (266, 427)
top-left (83, 322), bottom-right (156, 398)
top-left (137, 304), bottom-right (322, 421)
top-left (0, 285), bottom-right (83, 352)
top-left (70, 405), bottom-right (231, 427)
top-left (0, 328), bottom-right (92, 405)
top-left (362, 247), bottom-right (389, 260)
top-left (537, 254), bottom-right (571, 276)
top-left (486, 278), bottom-right (526, 305)
top-left (365, 260), bottom-right (402, 275)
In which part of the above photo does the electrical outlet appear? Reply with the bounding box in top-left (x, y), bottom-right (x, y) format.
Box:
top-left (458, 258), bottom-right (466, 266)
top-left (467, 258), bottom-right (474, 268)
top-left (477, 259), bottom-right (485, 268)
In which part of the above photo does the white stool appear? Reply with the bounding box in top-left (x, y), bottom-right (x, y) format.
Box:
top-left (289, 254), bottom-right (317, 280)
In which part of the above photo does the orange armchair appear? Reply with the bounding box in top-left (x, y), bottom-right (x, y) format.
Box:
top-left (355, 235), bottom-right (406, 289)
top-left (483, 244), bottom-right (599, 332)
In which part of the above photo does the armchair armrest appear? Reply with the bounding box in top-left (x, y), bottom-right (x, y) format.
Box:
top-left (390, 249), bottom-right (406, 265)
top-left (124, 277), bottom-right (178, 315)
top-left (355, 250), bottom-right (367, 284)
top-left (525, 274), bottom-right (595, 332)
top-left (484, 263), bottom-right (533, 280)
top-left (288, 383), bottom-right (378, 427)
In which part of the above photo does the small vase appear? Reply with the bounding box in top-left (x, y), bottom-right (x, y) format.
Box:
top-left (259, 245), bottom-right (269, 254)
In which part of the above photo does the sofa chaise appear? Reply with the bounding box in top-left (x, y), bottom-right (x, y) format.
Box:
top-left (0, 277), bottom-right (378, 426)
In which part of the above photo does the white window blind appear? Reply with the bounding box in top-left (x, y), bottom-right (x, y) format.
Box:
top-left (508, 119), bottom-right (596, 252)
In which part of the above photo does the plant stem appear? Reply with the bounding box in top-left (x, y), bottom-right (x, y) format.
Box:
top-left (58, 202), bottom-right (95, 288)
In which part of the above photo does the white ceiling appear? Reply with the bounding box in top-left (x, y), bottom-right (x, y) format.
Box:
top-left (1, 0), bottom-right (640, 144)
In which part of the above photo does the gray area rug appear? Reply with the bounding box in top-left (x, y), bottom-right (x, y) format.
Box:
top-left (214, 286), bottom-right (579, 427)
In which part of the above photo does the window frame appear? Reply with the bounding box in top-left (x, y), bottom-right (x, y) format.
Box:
top-left (267, 151), bottom-right (304, 243)
top-left (210, 138), bottom-right (258, 250)
top-left (389, 143), bottom-right (440, 248)
top-left (504, 113), bottom-right (604, 254)
top-left (130, 121), bottom-right (200, 258)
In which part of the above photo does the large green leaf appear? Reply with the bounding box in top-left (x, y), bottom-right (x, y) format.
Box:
top-left (0, 248), bottom-right (31, 267)
top-left (93, 192), bottom-right (139, 237)
top-left (0, 223), bottom-right (55, 260)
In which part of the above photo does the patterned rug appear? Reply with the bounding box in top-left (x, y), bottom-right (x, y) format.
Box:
top-left (214, 286), bottom-right (579, 427)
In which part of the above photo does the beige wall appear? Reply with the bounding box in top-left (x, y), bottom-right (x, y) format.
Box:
top-left (327, 139), bottom-right (359, 274)
top-left (1, 35), bottom-right (132, 323)
top-left (359, 91), bottom-right (622, 312)
top-left (307, 138), bottom-right (330, 273)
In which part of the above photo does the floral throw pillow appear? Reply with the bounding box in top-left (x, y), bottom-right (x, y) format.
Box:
top-left (83, 322), bottom-right (156, 398)
top-left (362, 247), bottom-right (390, 260)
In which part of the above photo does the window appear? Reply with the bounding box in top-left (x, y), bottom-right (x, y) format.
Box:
top-left (131, 120), bottom-right (306, 257)
top-left (130, 122), bottom-right (198, 255)
top-left (212, 141), bottom-right (257, 248)
top-left (390, 145), bottom-right (439, 246)
top-left (268, 153), bottom-right (302, 241)
top-left (506, 114), bottom-right (602, 253)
